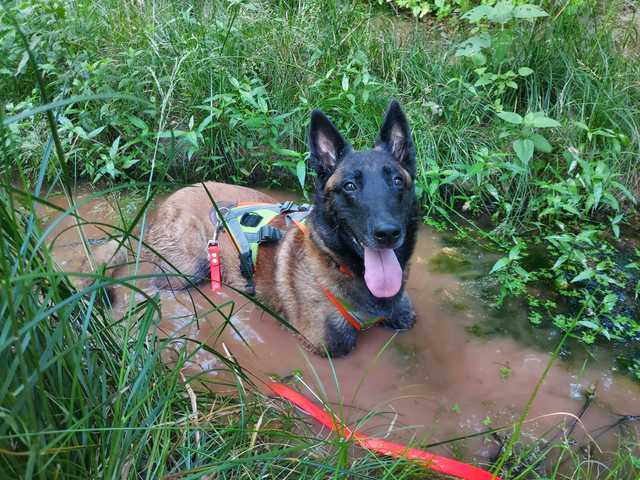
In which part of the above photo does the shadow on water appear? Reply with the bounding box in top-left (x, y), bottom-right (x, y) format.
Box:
top-left (43, 186), bottom-right (640, 471)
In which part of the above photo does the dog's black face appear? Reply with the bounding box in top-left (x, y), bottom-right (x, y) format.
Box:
top-left (309, 100), bottom-right (419, 299)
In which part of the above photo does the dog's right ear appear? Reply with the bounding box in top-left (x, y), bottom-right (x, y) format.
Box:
top-left (309, 109), bottom-right (351, 182)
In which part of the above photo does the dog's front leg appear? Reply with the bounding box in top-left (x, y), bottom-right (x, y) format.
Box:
top-left (381, 292), bottom-right (416, 331)
top-left (322, 312), bottom-right (358, 357)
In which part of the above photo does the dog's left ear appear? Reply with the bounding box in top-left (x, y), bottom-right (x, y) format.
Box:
top-left (375, 100), bottom-right (416, 178)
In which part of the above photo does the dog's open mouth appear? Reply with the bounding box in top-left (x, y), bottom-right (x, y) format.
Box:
top-left (350, 236), bottom-right (402, 298)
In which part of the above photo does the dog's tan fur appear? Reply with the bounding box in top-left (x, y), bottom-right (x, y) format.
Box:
top-left (88, 181), bottom-right (359, 353)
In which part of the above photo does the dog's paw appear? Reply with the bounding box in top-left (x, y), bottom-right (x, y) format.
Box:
top-left (381, 294), bottom-right (416, 331)
top-left (322, 314), bottom-right (358, 357)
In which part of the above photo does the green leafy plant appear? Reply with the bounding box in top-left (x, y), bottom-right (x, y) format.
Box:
top-left (379, 0), bottom-right (471, 19)
top-left (441, 0), bottom-right (640, 356)
top-left (495, 110), bottom-right (558, 164)
top-left (456, 1), bottom-right (548, 64)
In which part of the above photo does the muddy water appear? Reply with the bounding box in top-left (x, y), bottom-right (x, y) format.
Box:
top-left (43, 188), bottom-right (640, 467)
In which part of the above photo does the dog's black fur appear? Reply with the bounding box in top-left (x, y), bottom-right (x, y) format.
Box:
top-left (308, 100), bottom-right (419, 352)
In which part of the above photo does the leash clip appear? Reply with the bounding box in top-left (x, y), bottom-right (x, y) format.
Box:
top-left (209, 226), bottom-right (220, 246)
top-left (209, 211), bottom-right (226, 246)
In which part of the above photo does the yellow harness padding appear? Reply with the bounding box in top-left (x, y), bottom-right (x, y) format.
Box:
top-left (235, 208), bottom-right (281, 261)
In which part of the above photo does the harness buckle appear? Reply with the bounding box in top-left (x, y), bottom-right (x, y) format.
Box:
top-left (279, 201), bottom-right (296, 213)
top-left (257, 225), bottom-right (283, 244)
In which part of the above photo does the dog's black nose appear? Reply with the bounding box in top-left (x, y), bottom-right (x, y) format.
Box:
top-left (373, 223), bottom-right (402, 247)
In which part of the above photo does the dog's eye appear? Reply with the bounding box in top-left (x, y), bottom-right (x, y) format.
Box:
top-left (393, 176), bottom-right (404, 187)
top-left (343, 181), bottom-right (357, 192)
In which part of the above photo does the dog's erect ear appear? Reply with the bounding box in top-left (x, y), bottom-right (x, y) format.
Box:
top-left (375, 100), bottom-right (416, 178)
top-left (309, 109), bottom-right (351, 181)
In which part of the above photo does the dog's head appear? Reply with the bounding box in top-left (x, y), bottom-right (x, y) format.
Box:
top-left (309, 100), bottom-right (418, 299)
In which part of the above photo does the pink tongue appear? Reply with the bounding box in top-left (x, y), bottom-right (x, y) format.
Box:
top-left (363, 247), bottom-right (403, 298)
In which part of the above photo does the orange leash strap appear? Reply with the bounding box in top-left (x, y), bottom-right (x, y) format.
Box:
top-left (268, 382), bottom-right (500, 480)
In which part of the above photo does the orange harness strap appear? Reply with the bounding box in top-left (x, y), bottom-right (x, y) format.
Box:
top-left (292, 219), bottom-right (307, 234)
top-left (339, 264), bottom-right (353, 276)
top-left (322, 287), bottom-right (362, 331)
top-left (292, 220), bottom-right (382, 331)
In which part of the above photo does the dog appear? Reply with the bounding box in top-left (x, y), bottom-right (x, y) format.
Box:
top-left (88, 100), bottom-right (419, 356)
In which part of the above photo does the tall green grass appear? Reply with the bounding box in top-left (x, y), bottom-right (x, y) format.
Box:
top-left (2, 0), bottom-right (640, 478)
top-left (4, 0), bottom-right (638, 228)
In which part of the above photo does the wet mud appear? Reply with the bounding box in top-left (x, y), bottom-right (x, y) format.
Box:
top-left (43, 188), bottom-right (640, 468)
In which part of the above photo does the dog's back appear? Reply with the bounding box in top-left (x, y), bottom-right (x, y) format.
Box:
top-left (81, 182), bottom-right (275, 291)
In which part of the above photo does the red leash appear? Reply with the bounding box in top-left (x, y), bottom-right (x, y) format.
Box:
top-left (208, 242), bottom-right (222, 292)
top-left (268, 382), bottom-right (500, 480)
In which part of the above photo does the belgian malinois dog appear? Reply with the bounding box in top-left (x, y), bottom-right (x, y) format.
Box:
top-left (89, 100), bottom-right (419, 356)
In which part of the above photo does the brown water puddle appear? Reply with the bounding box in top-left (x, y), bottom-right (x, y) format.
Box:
top-left (42, 188), bottom-right (640, 467)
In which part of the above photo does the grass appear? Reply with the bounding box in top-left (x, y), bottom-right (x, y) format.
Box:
top-left (1, 0), bottom-right (640, 478)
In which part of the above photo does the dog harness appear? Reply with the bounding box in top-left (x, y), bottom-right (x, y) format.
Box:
top-left (209, 201), bottom-right (384, 331)
top-left (209, 201), bottom-right (312, 294)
